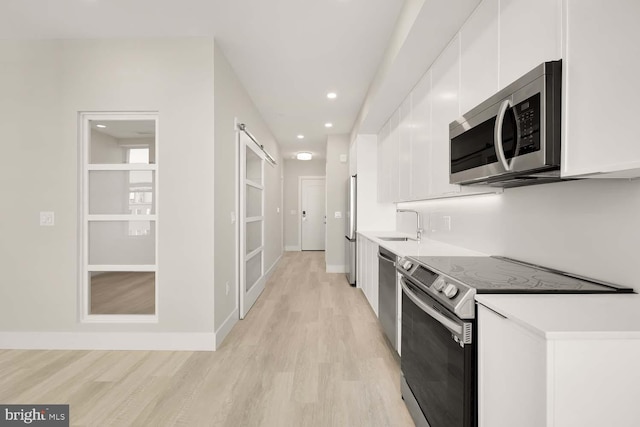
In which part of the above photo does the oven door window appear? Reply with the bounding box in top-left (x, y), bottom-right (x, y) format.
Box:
top-left (401, 287), bottom-right (474, 427)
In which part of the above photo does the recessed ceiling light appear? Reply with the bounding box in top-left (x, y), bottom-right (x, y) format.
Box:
top-left (297, 152), bottom-right (313, 161)
top-left (324, 122), bottom-right (333, 128)
top-left (327, 92), bottom-right (337, 99)
top-left (96, 124), bottom-right (107, 128)
top-left (297, 134), bottom-right (304, 139)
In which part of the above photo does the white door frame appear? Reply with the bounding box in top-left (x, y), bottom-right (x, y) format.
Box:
top-left (298, 176), bottom-right (326, 251)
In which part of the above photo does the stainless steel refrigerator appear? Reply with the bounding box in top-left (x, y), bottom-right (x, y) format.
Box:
top-left (345, 175), bottom-right (357, 286)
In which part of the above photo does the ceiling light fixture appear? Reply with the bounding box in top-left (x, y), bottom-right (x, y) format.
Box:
top-left (96, 124), bottom-right (107, 128)
top-left (324, 122), bottom-right (333, 128)
top-left (327, 92), bottom-right (337, 99)
top-left (297, 152), bottom-right (313, 161)
top-left (297, 134), bottom-right (304, 139)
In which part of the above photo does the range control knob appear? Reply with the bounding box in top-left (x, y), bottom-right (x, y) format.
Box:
top-left (402, 260), bottom-right (413, 270)
top-left (443, 283), bottom-right (459, 299)
top-left (433, 278), bottom-right (446, 291)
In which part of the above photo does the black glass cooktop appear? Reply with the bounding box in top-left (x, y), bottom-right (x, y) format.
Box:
top-left (409, 256), bottom-right (633, 293)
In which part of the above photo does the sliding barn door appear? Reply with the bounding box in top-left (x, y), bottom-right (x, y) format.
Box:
top-left (239, 132), bottom-right (266, 318)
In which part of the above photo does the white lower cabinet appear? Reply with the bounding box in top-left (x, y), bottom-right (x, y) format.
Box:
top-left (478, 303), bottom-right (640, 427)
top-left (356, 234), bottom-right (379, 316)
top-left (478, 304), bottom-right (546, 427)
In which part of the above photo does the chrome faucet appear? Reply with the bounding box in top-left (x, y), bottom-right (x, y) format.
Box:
top-left (397, 209), bottom-right (423, 242)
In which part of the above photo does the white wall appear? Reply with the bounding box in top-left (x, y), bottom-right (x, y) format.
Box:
top-left (325, 135), bottom-right (350, 272)
top-left (0, 39), bottom-right (216, 341)
top-left (91, 129), bottom-right (123, 163)
top-left (398, 178), bottom-right (640, 291)
top-left (282, 159), bottom-right (326, 250)
top-left (213, 42), bottom-right (283, 332)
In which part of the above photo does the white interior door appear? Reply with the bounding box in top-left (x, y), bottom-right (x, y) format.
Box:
top-left (300, 178), bottom-right (326, 251)
top-left (239, 132), bottom-right (265, 319)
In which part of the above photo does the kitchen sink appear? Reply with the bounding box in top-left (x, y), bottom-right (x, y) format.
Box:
top-left (377, 236), bottom-right (414, 242)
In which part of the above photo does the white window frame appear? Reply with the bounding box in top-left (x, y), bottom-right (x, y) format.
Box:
top-left (78, 112), bottom-right (159, 324)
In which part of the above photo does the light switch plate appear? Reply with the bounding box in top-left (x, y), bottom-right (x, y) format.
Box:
top-left (339, 154), bottom-right (347, 163)
top-left (334, 211), bottom-right (342, 219)
top-left (40, 211), bottom-right (54, 226)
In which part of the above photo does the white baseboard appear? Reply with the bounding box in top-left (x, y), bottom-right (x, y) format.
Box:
top-left (285, 245), bottom-right (300, 251)
top-left (265, 253), bottom-right (282, 279)
top-left (214, 308), bottom-right (238, 350)
top-left (0, 332), bottom-right (216, 351)
top-left (326, 264), bottom-right (347, 273)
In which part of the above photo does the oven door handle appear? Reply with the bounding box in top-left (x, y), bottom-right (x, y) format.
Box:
top-left (401, 280), bottom-right (463, 336)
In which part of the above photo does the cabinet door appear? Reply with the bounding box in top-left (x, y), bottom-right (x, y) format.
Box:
top-left (430, 35), bottom-right (462, 197)
top-left (387, 111), bottom-right (400, 202)
top-left (562, 0), bottom-right (640, 178)
top-left (410, 70), bottom-right (432, 200)
top-left (377, 120), bottom-right (390, 202)
top-left (499, 0), bottom-right (561, 88)
top-left (357, 234), bottom-right (365, 290)
top-left (460, 0), bottom-right (499, 114)
top-left (398, 96), bottom-right (413, 202)
top-left (368, 239), bottom-right (379, 316)
top-left (477, 305), bottom-right (547, 427)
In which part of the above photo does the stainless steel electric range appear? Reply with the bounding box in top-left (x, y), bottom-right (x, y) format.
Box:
top-left (396, 255), bottom-right (633, 427)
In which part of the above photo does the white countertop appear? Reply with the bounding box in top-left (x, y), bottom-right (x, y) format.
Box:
top-left (476, 293), bottom-right (640, 340)
top-left (357, 230), bottom-right (488, 257)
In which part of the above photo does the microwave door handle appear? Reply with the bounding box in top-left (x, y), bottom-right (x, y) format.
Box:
top-left (401, 279), bottom-right (463, 336)
top-left (494, 99), bottom-right (513, 171)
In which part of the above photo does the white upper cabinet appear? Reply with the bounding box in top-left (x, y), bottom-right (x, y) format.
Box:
top-left (398, 96), bottom-right (413, 202)
top-left (410, 70), bottom-right (432, 200)
top-left (561, 0), bottom-right (640, 178)
top-left (377, 0), bottom-right (640, 201)
top-left (499, 0), bottom-right (561, 88)
top-left (460, 0), bottom-right (499, 114)
top-left (377, 120), bottom-right (390, 202)
top-left (377, 112), bottom-right (400, 203)
top-left (387, 111), bottom-right (400, 201)
top-left (430, 35), bottom-right (463, 197)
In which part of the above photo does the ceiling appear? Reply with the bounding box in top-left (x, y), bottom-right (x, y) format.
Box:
top-left (0, 0), bottom-right (406, 160)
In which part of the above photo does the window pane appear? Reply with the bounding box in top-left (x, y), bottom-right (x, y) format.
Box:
top-left (246, 254), bottom-right (262, 291)
top-left (89, 171), bottom-right (155, 215)
top-left (246, 220), bottom-right (262, 254)
top-left (90, 120), bottom-right (156, 164)
top-left (246, 148), bottom-right (262, 184)
top-left (246, 185), bottom-right (262, 217)
top-left (89, 221), bottom-right (155, 265)
top-left (90, 271), bottom-right (155, 315)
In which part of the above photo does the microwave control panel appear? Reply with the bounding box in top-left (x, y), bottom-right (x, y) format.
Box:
top-left (513, 92), bottom-right (541, 155)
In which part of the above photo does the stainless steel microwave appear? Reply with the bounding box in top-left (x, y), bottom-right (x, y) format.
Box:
top-left (449, 60), bottom-right (562, 188)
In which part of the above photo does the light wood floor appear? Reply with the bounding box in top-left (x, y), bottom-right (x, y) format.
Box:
top-left (0, 251), bottom-right (414, 427)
